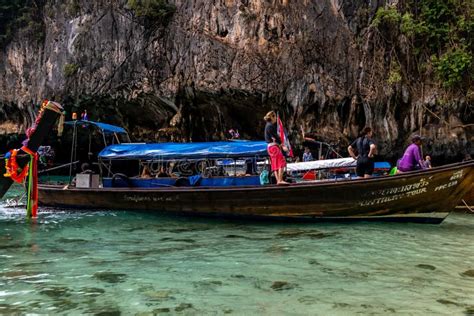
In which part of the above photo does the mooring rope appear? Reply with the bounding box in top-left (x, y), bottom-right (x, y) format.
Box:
top-left (461, 199), bottom-right (474, 213)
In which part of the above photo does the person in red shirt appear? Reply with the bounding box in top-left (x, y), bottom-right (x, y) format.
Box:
top-left (264, 111), bottom-right (288, 185)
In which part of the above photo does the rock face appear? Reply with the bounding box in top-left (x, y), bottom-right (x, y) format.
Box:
top-left (0, 0), bottom-right (472, 160)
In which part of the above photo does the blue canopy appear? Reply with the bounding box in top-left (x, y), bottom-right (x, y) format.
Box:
top-left (65, 120), bottom-right (127, 134)
top-left (98, 141), bottom-right (268, 160)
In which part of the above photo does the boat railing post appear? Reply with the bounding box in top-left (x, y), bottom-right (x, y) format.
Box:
top-left (98, 158), bottom-right (103, 178)
top-left (68, 121), bottom-right (77, 184)
top-left (88, 132), bottom-right (92, 161)
top-left (100, 159), bottom-right (113, 178)
top-left (319, 142), bottom-right (322, 161)
top-left (102, 132), bottom-right (107, 147)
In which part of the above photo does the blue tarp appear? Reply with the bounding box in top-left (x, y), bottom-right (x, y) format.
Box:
top-left (375, 162), bottom-right (391, 169)
top-left (102, 175), bottom-right (261, 188)
top-left (98, 141), bottom-right (268, 160)
top-left (65, 121), bottom-right (127, 134)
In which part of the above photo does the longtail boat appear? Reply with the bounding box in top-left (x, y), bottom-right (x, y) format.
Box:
top-left (37, 140), bottom-right (474, 224)
top-left (0, 101), bottom-right (63, 198)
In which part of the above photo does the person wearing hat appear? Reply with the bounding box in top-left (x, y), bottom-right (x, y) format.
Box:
top-left (397, 135), bottom-right (427, 172)
top-left (263, 111), bottom-right (288, 185)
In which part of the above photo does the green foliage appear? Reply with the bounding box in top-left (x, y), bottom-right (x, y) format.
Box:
top-left (373, 0), bottom-right (474, 90)
top-left (372, 6), bottom-right (401, 28)
top-left (400, 13), bottom-right (427, 37)
top-left (418, 0), bottom-right (458, 52)
top-left (63, 63), bottom-right (79, 77)
top-left (0, 0), bottom-right (45, 48)
top-left (127, 0), bottom-right (176, 22)
top-left (433, 47), bottom-right (472, 88)
top-left (387, 63), bottom-right (402, 85)
top-left (67, 0), bottom-right (80, 17)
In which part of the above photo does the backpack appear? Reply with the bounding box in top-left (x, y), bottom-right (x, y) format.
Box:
top-left (260, 169), bottom-right (270, 185)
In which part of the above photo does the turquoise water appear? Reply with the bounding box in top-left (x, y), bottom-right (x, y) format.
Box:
top-left (1, 186), bottom-right (474, 315)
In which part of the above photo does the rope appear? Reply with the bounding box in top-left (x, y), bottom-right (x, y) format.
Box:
top-left (4, 149), bottom-right (29, 183)
top-left (461, 199), bottom-right (474, 213)
top-left (3, 146), bottom-right (39, 218)
top-left (19, 146), bottom-right (39, 218)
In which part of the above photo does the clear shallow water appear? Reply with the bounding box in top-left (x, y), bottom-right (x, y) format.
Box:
top-left (1, 186), bottom-right (473, 315)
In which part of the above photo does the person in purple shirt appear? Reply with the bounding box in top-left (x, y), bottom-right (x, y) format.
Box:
top-left (397, 135), bottom-right (426, 172)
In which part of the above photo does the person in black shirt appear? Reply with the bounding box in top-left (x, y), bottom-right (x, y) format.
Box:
top-left (264, 111), bottom-right (288, 185)
top-left (348, 126), bottom-right (377, 178)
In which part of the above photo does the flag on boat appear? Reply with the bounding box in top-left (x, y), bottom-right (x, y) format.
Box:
top-left (277, 115), bottom-right (293, 158)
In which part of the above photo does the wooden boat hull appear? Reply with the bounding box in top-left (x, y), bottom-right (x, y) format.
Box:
top-left (38, 161), bottom-right (474, 224)
top-left (462, 188), bottom-right (474, 206)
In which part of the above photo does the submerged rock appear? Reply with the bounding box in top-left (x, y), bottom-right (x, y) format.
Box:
top-left (51, 298), bottom-right (79, 312)
top-left (57, 237), bottom-right (89, 244)
top-left (171, 238), bottom-right (196, 243)
top-left (464, 306), bottom-right (474, 315)
top-left (175, 303), bottom-right (193, 312)
top-left (461, 270), bottom-right (474, 278)
top-left (0, 304), bottom-right (25, 314)
top-left (152, 308), bottom-right (171, 313)
top-left (276, 229), bottom-right (337, 239)
top-left (265, 244), bottom-right (291, 254)
top-left (1, 270), bottom-right (37, 278)
top-left (298, 296), bottom-right (318, 305)
top-left (276, 229), bottom-right (306, 238)
top-left (224, 234), bottom-right (248, 239)
top-left (168, 227), bottom-right (211, 233)
top-left (13, 260), bottom-right (53, 267)
top-left (270, 281), bottom-right (297, 291)
top-left (88, 259), bottom-right (119, 266)
top-left (306, 231), bottom-right (338, 239)
top-left (143, 290), bottom-right (174, 301)
top-left (0, 244), bottom-right (26, 250)
top-left (39, 286), bottom-right (71, 298)
top-left (93, 272), bottom-right (127, 283)
top-left (85, 308), bottom-right (121, 315)
top-left (308, 259), bottom-right (320, 265)
top-left (436, 299), bottom-right (460, 306)
top-left (119, 250), bottom-right (156, 257)
top-left (49, 248), bottom-right (68, 254)
top-left (416, 264), bottom-right (436, 271)
top-left (79, 287), bottom-right (106, 297)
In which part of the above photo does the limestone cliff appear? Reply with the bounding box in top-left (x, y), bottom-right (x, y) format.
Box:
top-left (0, 0), bottom-right (472, 161)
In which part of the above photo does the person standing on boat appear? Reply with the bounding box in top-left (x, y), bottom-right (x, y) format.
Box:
top-left (81, 110), bottom-right (89, 121)
top-left (264, 111), bottom-right (288, 185)
top-left (303, 147), bottom-right (314, 162)
top-left (424, 155), bottom-right (432, 169)
top-left (397, 135), bottom-right (427, 172)
top-left (348, 126), bottom-right (377, 178)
